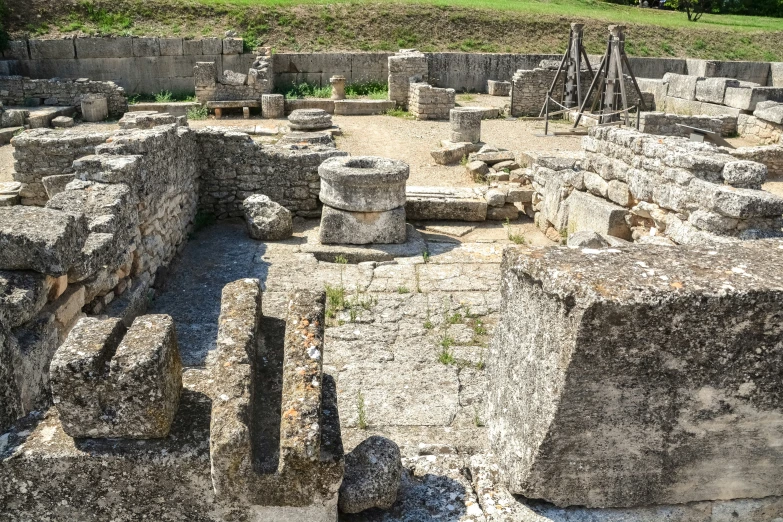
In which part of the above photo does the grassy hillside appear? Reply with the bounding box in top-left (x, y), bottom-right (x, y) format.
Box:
top-left (7, 0), bottom-right (783, 61)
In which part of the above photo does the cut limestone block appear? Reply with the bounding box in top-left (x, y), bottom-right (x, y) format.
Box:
top-left (754, 100), bottom-right (783, 125)
top-left (487, 80), bottom-right (511, 97)
top-left (469, 151), bottom-right (515, 166)
top-left (243, 194), bottom-right (293, 241)
top-left (51, 116), bottom-right (75, 128)
top-left (0, 206), bottom-right (88, 275)
top-left (488, 240), bottom-right (783, 508)
top-left (695, 77), bottom-right (740, 105)
top-left (724, 86), bottom-right (783, 111)
top-left (50, 314), bottom-right (182, 439)
top-left (319, 205), bottom-right (406, 245)
top-left (210, 281), bottom-right (344, 518)
top-left (487, 203), bottom-right (519, 221)
top-left (450, 107), bottom-right (482, 144)
top-left (663, 73), bottom-right (702, 101)
top-left (431, 141), bottom-right (471, 165)
top-left (0, 270), bottom-right (51, 328)
top-left (319, 156), bottom-right (409, 212)
top-left (405, 186), bottom-right (487, 221)
top-left (566, 190), bottom-right (631, 240)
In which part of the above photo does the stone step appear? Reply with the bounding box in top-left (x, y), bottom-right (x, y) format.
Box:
top-left (334, 99), bottom-right (395, 116)
top-left (0, 126), bottom-right (22, 144)
top-left (406, 186), bottom-right (488, 221)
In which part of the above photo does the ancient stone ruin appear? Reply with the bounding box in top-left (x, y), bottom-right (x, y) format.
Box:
top-left (1, 30), bottom-right (783, 522)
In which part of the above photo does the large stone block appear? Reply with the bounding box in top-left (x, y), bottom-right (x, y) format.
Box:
top-left (566, 190), bottom-right (630, 240)
top-left (0, 270), bottom-right (51, 328)
top-left (694, 77), bottom-right (739, 104)
top-left (754, 100), bottom-right (783, 125)
top-left (319, 205), bottom-right (406, 245)
top-left (159, 38), bottom-right (183, 56)
top-left (405, 186), bottom-right (487, 221)
top-left (29, 38), bottom-right (75, 60)
top-left (50, 314), bottom-right (182, 439)
top-left (488, 241), bottom-right (783, 508)
top-left (724, 86), bottom-right (783, 111)
top-left (74, 37), bottom-right (132, 58)
top-left (132, 37), bottom-right (160, 57)
top-left (0, 206), bottom-right (88, 275)
top-left (663, 73), bottom-right (702, 101)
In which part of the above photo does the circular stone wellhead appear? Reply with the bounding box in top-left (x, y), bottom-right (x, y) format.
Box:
top-left (319, 156), bottom-right (410, 212)
top-left (287, 108), bottom-right (333, 131)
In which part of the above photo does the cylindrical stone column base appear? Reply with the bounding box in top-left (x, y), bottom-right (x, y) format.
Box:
top-left (261, 94), bottom-right (285, 119)
top-left (450, 108), bottom-right (482, 144)
top-left (81, 94), bottom-right (108, 122)
top-left (330, 75), bottom-right (346, 100)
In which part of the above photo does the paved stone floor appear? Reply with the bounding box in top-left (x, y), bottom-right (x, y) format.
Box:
top-left (150, 218), bottom-right (526, 521)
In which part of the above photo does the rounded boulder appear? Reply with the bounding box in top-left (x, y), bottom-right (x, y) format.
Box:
top-left (242, 194), bottom-right (293, 241)
top-left (339, 436), bottom-right (402, 514)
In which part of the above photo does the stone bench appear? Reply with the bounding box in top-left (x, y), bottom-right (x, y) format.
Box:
top-left (210, 279), bottom-right (344, 519)
top-left (206, 100), bottom-right (262, 119)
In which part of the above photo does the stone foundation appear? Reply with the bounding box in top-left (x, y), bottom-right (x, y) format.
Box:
top-left (0, 75), bottom-right (127, 117)
top-left (408, 82), bottom-right (455, 121)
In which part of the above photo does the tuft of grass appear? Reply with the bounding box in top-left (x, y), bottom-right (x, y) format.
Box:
top-left (187, 105), bottom-right (209, 120)
top-left (325, 284), bottom-right (346, 320)
top-left (460, 155), bottom-right (469, 167)
top-left (424, 319), bottom-right (433, 330)
top-left (472, 318), bottom-right (487, 336)
top-left (345, 80), bottom-right (388, 100)
top-left (276, 81), bottom-right (332, 99)
top-left (357, 391), bottom-right (368, 430)
top-left (422, 249), bottom-right (431, 263)
top-left (438, 337), bottom-right (456, 365)
top-left (385, 107), bottom-right (413, 119)
top-left (397, 286), bottom-right (410, 294)
top-left (447, 312), bottom-right (463, 325)
top-left (458, 93), bottom-right (475, 102)
top-left (334, 255), bottom-right (348, 264)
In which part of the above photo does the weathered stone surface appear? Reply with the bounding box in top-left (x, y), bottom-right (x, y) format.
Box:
top-left (210, 281), bottom-right (344, 515)
top-left (450, 108), bottom-right (482, 144)
top-left (466, 160), bottom-right (489, 179)
top-left (81, 94), bottom-right (108, 122)
top-left (277, 131), bottom-right (334, 147)
top-left (722, 160), bottom-right (767, 189)
top-left (567, 190), bottom-right (631, 240)
top-left (488, 241), bottom-right (783, 508)
top-left (0, 206), bottom-right (88, 275)
top-left (288, 108), bottom-right (333, 131)
top-left (663, 72), bottom-right (702, 101)
top-left (319, 205), bottom-right (407, 245)
top-left (405, 186), bottom-right (487, 221)
top-left (487, 80), bottom-right (511, 96)
top-left (695, 77), bottom-right (739, 104)
top-left (319, 156), bottom-right (409, 212)
top-left (262, 93), bottom-right (285, 119)
top-left (220, 70), bottom-right (247, 86)
top-left (754, 100), bottom-right (783, 125)
top-left (485, 188), bottom-right (507, 207)
top-left (469, 151), bottom-right (515, 166)
top-left (242, 194), bottom-right (293, 241)
top-left (430, 141), bottom-right (470, 165)
top-left (41, 174), bottom-right (76, 199)
top-left (566, 230), bottom-right (609, 248)
top-left (0, 270), bottom-right (50, 328)
top-left (486, 203), bottom-right (519, 221)
top-left (339, 436), bottom-right (402, 514)
top-left (50, 314), bottom-right (183, 439)
top-left (51, 116), bottom-right (75, 128)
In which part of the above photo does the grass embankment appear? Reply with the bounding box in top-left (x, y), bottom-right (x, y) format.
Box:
top-left (6, 0), bottom-right (783, 61)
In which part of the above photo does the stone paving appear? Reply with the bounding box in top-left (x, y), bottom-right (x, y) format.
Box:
top-left (150, 218), bottom-right (509, 521)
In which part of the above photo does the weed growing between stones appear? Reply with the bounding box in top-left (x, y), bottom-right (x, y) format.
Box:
top-left (438, 336), bottom-right (456, 365)
top-left (447, 312), bottom-right (463, 324)
top-left (345, 80), bottom-right (388, 100)
top-left (397, 286), bottom-right (410, 294)
top-left (504, 218), bottom-right (527, 244)
top-left (356, 391), bottom-right (368, 430)
top-left (473, 407), bottom-right (485, 427)
top-left (384, 108), bottom-right (413, 119)
top-left (421, 249), bottom-right (430, 263)
top-left (460, 155), bottom-right (469, 166)
top-left (187, 105), bottom-right (209, 120)
top-left (325, 284), bottom-right (346, 321)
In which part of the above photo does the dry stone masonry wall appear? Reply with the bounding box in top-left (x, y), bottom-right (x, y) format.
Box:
top-left (387, 50), bottom-right (428, 110)
top-left (0, 76), bottom-right (127, 116)
top-left (531, 126), bottom-right (783, 246)
top-left (408, 82), bottom-right (455, 120)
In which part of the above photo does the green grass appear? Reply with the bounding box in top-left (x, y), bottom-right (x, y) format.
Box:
top-left (187, 105), bottom-right (209, 120)
top-left (190, 0), bottom-right (783, 33)
top-left (128, 90), bottom-right (197, 104)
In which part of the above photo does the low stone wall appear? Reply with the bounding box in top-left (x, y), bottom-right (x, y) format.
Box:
top-left (729, 144), bottom-right (783, 178)
top-left (0, 76), bottom-right (127, 116)
top-left (639, 111), bottom-right (735, 138)
top-left (10, 128), bottom-right (112, 205)
top-left (738, 113), bottom-right (783, 145)
top-left (0, 121), bottom-right (199, 433)
top-left (531, 126), bottom-right (783, 245)
top-left (195, 127), bottom-right (347, 219)
top-left (408, 82), bottom-right (455, 120)
top-left (388, 50), bottom-right (428, 110)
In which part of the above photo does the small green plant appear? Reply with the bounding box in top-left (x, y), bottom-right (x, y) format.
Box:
top-left (447, 312), bottom-right (463, 325)
top-left (422, 249), bottom-right (431, 263)
top-left (187, 105), bottom-right (208, 120)
top-left (458, 93), bottom-right (475, 102)
top-left (424, 319), bottom-right (434, 330)
top-left (334, 255), bottom-right (348, 264)
top-left (345, 81), bottom-right (388, 100)
top-left (357, 391), bottom-right (368, 430)
top-left (473, 319), bottom-right (487, 336)
top-left (438, 338), bottom-right (456, 365)
top-left (154, 90), bottom-right (173, 103)
top-left (476, 350), bottom-right (486, 371)
top-left (385, 107), bottom-right (413, 119)
top-left (325, 284), bottom-right (346, 320)
top-left (460, 155), bottom-right (469, 167)
top-left (397, 286), bottom-right (410, 294)
top-left (473, 407), bottom-right (485, 427)
top-left (277, 81), bottom-right (332, 99)
top-left (559, 229), bottom-right (569, 243)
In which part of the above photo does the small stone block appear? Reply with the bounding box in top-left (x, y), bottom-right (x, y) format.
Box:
top-left (50, 314), bottom-right (183, 439)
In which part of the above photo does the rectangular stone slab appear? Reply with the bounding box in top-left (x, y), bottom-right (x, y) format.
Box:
top-left (487, 241), bottom-right (783, 508)
top-left (406, 186), bottom-right (487, 221)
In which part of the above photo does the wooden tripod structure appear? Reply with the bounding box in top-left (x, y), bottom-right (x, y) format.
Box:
top-left (571, 25), bottom-right (648, 129)
top-left (538, 23), bottom-right (593, 119)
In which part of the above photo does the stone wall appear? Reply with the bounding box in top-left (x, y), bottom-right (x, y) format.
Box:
top-left (388, 50), bottom-right (428, 110)
top-left (10, 128), bottom-right (112, 205)
top-left (0, 76), bottom-right (127, 116)
top-left (195, 128), bottom-right (347, 219)
top-left (639, 111), bottom-right (735, 138)
top-left (194, 56), bottom-right (271, 103)
top-left (531, 126), bottom-right (783, 246)
top-left (408, 82), bottom-right (455, 120)
top-left (510, 66), bottom-right (645, 117)
top-left (738, 112), bottom-right (783, 145)
top-left (0, 121), bottom-right (199, 434)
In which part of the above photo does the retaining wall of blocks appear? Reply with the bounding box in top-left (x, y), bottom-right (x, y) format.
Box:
top-left (408, 82), bottom-right (455, 120)
top-left (0, 76), bottom-right (127, 116)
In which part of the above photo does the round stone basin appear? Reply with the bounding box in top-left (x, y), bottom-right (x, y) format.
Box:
top-left (319, 156), bottom-right (410, 212)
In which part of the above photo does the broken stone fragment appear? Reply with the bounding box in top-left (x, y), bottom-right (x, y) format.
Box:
top-left (220, 69), bottom-right (247, 86)
top-left (430, 142), bottom-right (470, 165)
top-left (0, 206), bottom-right (89, 275)
top-left (339, 436), bottom-right (402, 514)
top-left (466, 160), bottom-right (489, 179)
top-left (242, 194), bottom-right (293, 241)
top-left (566, 230), bottom-right (609, 249)
top-left (50, 314), bottom-right (182, 439)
